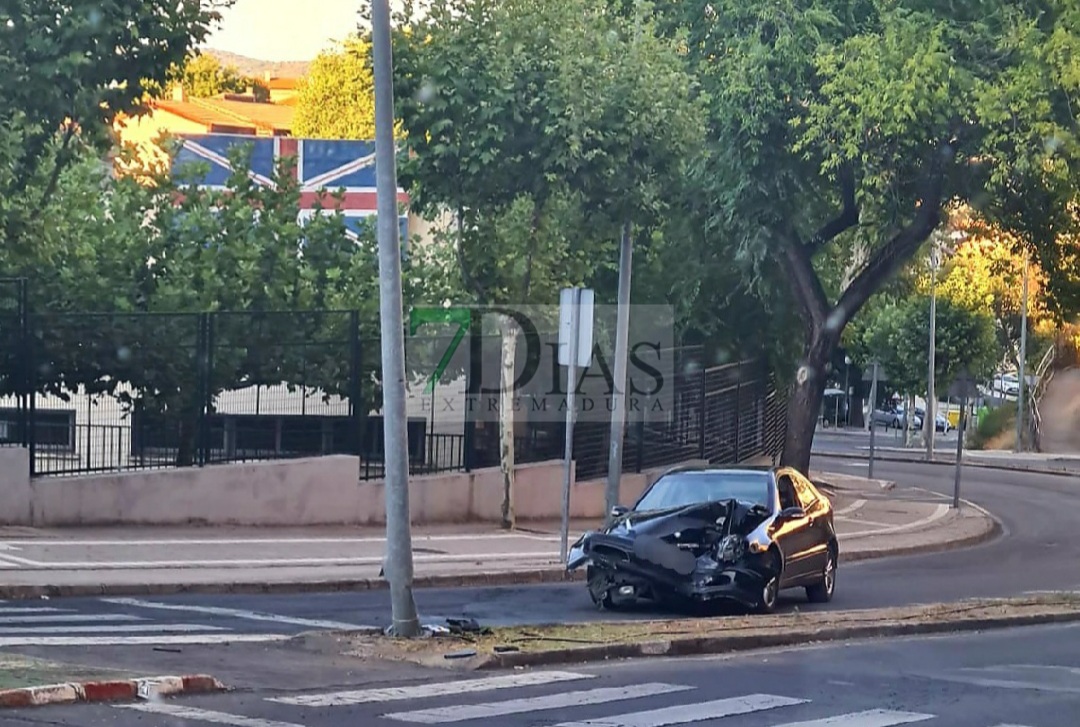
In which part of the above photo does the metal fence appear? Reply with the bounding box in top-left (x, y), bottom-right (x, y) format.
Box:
top-left (1, 291), bottom-right (787, 479)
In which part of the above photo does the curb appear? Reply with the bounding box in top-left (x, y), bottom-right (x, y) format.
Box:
top-left (470, 609), bottom-right (1080, 670)
top-left (838, 509), bottom-right (1002, 563)
top-left (813, 450), bottom-right (1080, 478)
top-left (0, 674), bottom-right (225, 709)
top-left (0, 569), bottom-right (588, 600)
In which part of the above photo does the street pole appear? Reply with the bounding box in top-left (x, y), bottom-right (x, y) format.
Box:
top-left (926, 244), bottom-right (938, 461)
top-left (371, 0), bottom-right (420, 638)
top-left (560, 289), bottom-right (581, 564)
top-left (605, 222), bottom-right (632, 523)
top-left (843, 357), bottom-right (850, 428)
top-left (868, 361), bottom-right (879, 480)
top-left (1016, 249), bottom-right (1029, 452)
top-left (953, 381), bottom-right (969, 510)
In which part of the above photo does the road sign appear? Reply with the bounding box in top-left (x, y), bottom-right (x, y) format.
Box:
top-left (558, 288), bottom-right (594, 368)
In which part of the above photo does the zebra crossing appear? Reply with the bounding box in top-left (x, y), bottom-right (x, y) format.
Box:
top-left (0, 598), bottom-right (368, 646)
top-left (115, 669), bottom-right (1046, 727)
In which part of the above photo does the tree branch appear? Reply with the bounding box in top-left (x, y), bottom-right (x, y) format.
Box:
top-left (805, 163), bottom-right (858, 256)
top-left (38, 125), bottom-right (77, 209)
top-left (778, 223), bottom-right (831, 332)
top-left (834, 144), bottom-right (952, 331)
top-left (521, 203), bottom-right (542, 300)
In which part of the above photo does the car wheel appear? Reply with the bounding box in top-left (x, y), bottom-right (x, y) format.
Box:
top-left (806, 549), bottom-right (836, 603)
top-left (756, 574), bottom-right (780, 614)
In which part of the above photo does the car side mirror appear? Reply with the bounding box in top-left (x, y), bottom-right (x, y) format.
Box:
top-left (610, 505), bottom-right (629, 519)
top-left (777, 506), bottom-right (806, 521)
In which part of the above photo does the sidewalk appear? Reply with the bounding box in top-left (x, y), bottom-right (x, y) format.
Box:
top-left (0, 472), bottom-right (998, 598)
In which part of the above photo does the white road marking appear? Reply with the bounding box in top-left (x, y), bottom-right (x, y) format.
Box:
top-left (0, 623), bottom-right (224, 634)
top-left (269, 670), bottom-right (594, 707)
top-left (551, 693), bottom-right (808, 726)
top-left (382, 683), bottom-right (693, 723)
top-left (0, 607), bottom-right (67, 614)
top-left (116, 703), bottom-right (305, 727)
top-left (770, 709), bottom-right (935, 726)
top-left (834, 499), bottom-right (867, 516)
top-left (101, 597), bottom-right (371, 630)
top-left (0, 613), bottom-right (143, 624)
top-left (0, 552), bottom-right (559, 569)
top-left (1, 533), bottom-right (560, 546)
top-left (0, 633), bottom-right (292, 646)
top-left (843, 504), bottom-right (950, 539)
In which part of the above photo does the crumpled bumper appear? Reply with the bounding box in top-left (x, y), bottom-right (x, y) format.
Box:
top-left (567, 532), bottom-right (768, 606)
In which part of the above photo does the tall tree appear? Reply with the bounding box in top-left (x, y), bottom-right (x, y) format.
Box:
top-left (293, 36), bottom-right (377, 140)
top-left (861, 293), bottom-right (999, 414)
top-left (933, 211), bottom-right (1060, 372)
top-left (0, 0), bottom-right (229, 253)
top-left (386, 0), bottom-right (703, 527)
top-left (644, 0), bottom-right (1080, 472)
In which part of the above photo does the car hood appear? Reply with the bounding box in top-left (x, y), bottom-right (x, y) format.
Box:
top-left (603, 499), bottom-right (769, 540)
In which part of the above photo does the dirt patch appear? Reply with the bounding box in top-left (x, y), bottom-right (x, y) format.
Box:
top-left (336, 594), bottom-right (1080, 668)
top-left (1040, 368), bottom-right (1080, 453)
top-left (0, 653), bottom-right (135, 690)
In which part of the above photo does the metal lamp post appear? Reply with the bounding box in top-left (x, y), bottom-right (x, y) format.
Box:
top-left (926, 242), bottom-right (940, 461)
top-left (1016, 249), bottom-right (1029, 452)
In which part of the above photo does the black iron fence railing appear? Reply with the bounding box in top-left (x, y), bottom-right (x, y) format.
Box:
top-left (1, 285), bottom-right (788, 479)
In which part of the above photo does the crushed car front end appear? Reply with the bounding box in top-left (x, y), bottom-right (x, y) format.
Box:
top-left (567, 500), bottom-right (780, 610)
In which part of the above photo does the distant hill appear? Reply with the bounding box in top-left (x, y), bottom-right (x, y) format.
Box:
top-left (201, 48), bottom-right (311, 79)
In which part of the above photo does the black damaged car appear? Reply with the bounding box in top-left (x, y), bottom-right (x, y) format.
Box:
top-left (566, 465), bottom-right (837, 614)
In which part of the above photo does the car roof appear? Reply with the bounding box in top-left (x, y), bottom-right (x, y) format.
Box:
top-left (657, 463), bottom-right (776, 477)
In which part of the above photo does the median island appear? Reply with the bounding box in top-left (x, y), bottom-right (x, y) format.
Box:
top-left (338, 594), bottom-right (1080, 669)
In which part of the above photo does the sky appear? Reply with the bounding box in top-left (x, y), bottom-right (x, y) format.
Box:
top-left (202, 0), bottom-right (369, 61)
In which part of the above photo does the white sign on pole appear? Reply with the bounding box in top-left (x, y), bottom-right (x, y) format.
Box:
top-left (558, 288), bottom-right (584, 563)
top-left (558, 288), bottom-right (594, 368)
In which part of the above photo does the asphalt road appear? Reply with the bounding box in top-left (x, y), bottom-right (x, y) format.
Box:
top-left (1, 452), bottom-right (1078, 643)
top-left (6, 620), bottom-right (1079, 726)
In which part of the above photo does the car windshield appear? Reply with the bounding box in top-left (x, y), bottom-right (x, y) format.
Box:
top-left (634, 471), bottom-right (772, 511)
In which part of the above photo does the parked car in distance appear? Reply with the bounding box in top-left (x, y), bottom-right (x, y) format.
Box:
top-left (566, 465), bottom-right (838, 614)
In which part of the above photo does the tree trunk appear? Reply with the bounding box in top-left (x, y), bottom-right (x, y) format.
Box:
top-left (779, 331), bottom-right (837, 474)
top-left (499, 314), bottom-right (519, 530)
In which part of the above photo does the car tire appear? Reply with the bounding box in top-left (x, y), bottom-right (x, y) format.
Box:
top-left (755, 549), bottom-right (782, 614)
top-left (806, 549), bottom-right (836, 604)
top-left (756, 574), bottom-right (780, 614)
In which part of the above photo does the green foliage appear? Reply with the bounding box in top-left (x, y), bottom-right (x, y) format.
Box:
top-left (385, 0), bottom-right (705, 307)
top-left (860, 294), bottom-right (999, 396)
top-left (645, 0), bottom-right (1080, 336)
top-left (293, 36), bottom-right (377, 140)
top-left (968, 403), bottom-right (1015, 450)
top-left (0, 138), bottom-right (453, 462)
top-left (0, 0), bottom-right (229, 251)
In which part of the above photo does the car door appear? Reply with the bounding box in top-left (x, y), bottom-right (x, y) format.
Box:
top-left (771, 470), bottom-right (816, 584)
top-left (791, 472), bottom-right (831, 576)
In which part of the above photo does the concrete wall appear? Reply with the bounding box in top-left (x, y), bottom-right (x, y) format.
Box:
top-left (0, 448), bottom-right (31, 526)
top-left (18, 454), bottom-right (727, 527)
